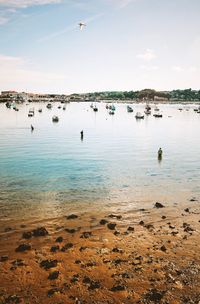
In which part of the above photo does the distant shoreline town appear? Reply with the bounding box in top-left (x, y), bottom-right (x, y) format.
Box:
top-left (0, 88), bottom-right (200, 103)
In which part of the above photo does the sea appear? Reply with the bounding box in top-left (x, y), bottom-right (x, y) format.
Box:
top-left (0, 102), bottom-right (200, 223)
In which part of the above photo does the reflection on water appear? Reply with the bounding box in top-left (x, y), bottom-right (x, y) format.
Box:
top-left (0, 102), bottom-right (200, 222)
top-left (158, 157), bottom-right (162, 165)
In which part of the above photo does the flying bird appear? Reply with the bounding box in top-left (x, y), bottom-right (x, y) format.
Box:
top-left (79, 22), bottom-right (86, 30)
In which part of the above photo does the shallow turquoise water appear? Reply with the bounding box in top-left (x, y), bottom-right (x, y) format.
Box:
top-left (0, 102), bottom-right (200, 221)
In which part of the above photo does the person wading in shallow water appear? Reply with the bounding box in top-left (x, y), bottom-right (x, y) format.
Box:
top-left (158, 147), bottom-right (163, 159)
top-left (80, 130), bottom-right (84, 140)
top-left (31, 125), bottom-right (34, 131)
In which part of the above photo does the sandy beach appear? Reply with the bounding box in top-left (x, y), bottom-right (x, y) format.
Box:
top-left (0, 199), bottom-right (200, 304)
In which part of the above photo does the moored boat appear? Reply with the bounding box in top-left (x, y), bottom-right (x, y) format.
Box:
top-left (135, 112), bottom-right (144, 119)
top-left (144, 110), bottom-right (151, 115)
top-left (47, 103), bottom-right (52, 109)
top-left (127, 105), bottom-right (133, 113)
top-left (52, 115), bottom-right (59, 122)
top-left (28, 108), bottom-right (34, 117)
top-left (6, 102), bottom-right (12, 108)
top-left (153, 113), bottom-right (163, 118)
top-left (109, 104), bottom-right (115, 111)
top-left (13, 106), bottom-right (19, 111)
top-left (145, 103), bottom-right (151, 111)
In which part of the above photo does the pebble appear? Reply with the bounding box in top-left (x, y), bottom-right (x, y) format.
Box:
top-left (66, 214), bottom-right (78, 220)
top-left (80, 231), bottom-right (92, 239)
top-left (65, 228), bottom-right (76, 233)
top-left (32, 227), bottom-right (48, 237)
top-left (48, 271), bottom-right (59, 280)
top-left (160, 245), bottom-right (167, 252)
top-left (22, 231), bottom-right (32, 239)
top-left (99, 219), bottom-right (108, 225)
top-left (50, 245), bottom-right (60, 252)
top-left (127, 226), bottom-right (134, 232)
top-left (15, 243), bottom-right (31, 252)
top-left (0, 255), bottom-right (8, 262)
top-left (40, 259), bottom-right (58, 270)
top-left (55, 236), bottom-right (63, 243)
top-left (61, 243), bottom-right (73, 251)
top-left (154, 202), bottom-right (165, 208)
top-left (108, 214), bottom-right (122, 220)
top-left (110, 285), bottom-right (125, 292)
top-left (107, 223), bottom-right (116, 230)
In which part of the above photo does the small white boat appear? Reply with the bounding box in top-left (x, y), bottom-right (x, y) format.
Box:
top-left (109, 110), bottom-right (115, 115)
top-left (38, 109), bottom-right (42, 113)
top-left (135, 112), bottom-right (144, 119)
top-left (93, 106), bottom-right (98, 112)
top-left (90, 103), bottom-right (94, 108)
top-left (63, 106), bottom-right (66, 110)
top-left (52, 115), bottom-right (59, 122)
top-left (47, 103), bottom-right (52, 109)
top-left (154, 106), bottom-right (160, 111)
top-left (144, 110), bottom-right (151, 115)
top-left (28, 108), bottom-right (34, 117)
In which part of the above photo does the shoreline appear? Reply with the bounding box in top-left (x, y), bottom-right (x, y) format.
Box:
top-left (0, 199), bottom-right (200, 303)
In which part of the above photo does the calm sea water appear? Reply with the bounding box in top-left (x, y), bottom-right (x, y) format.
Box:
top-left (0, 102), bottom-right (200, 222)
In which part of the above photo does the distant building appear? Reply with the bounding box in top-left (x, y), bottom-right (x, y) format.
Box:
top-left (154, 95), bottom-right (169, 101)
top-left (0, 91), bottom-right (28, 103)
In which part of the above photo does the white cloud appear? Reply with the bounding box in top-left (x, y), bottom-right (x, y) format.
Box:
top-left (0, 0), bottom-right (62, 8)
top-left (137, 49), bottom-right (156, 61)
top-left (0, 54), bottom-right (24, 65)
top-left (0, 53), bottom-right (67, 93)
top-left (107, 0), bottom-right (137, 9)
top-left (140, 65), bottom-right (159, 71)
top-left (188, 66), bottom-right (198, 72)
top-left (118, 0), bottom-right (135, 8)
top-left (0, 0), bottom-right (63, 26)
top-left (171, 66), bottom-right (183, 72)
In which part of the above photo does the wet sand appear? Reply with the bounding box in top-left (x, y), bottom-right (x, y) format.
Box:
top-left (0, 200), bottom-right (200, 304)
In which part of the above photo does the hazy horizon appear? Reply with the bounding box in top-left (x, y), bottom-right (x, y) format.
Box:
top-left (0, 0), bottom-right (200, 94)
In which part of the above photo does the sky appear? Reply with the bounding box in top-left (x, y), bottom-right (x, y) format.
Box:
top-left (0, 0), bottom-right (200, 94)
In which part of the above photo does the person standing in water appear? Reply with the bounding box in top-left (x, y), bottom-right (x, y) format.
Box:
top-left (80, 130), bottom-right (84, 140)
top-left (158, 147), bottom-right (163, 159)
top-left (31, 125), bottom-right (34, 131)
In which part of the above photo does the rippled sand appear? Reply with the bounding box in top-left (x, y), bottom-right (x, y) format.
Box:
top-left (0, 199), bottom-right (200, 303)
